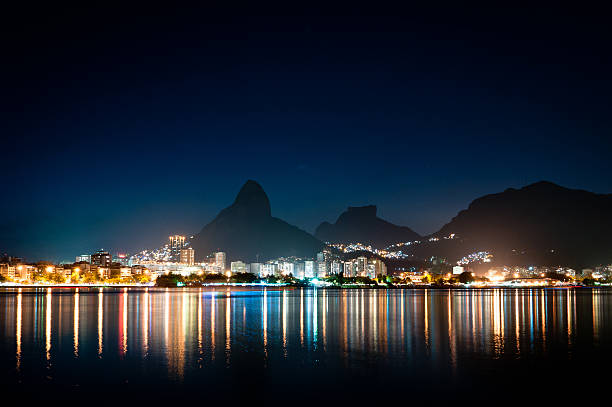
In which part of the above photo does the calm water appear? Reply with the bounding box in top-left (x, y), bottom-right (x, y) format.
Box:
top-left (1, 287), bottom-right (610, 403)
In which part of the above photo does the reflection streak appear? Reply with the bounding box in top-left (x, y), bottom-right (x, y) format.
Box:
top-left (74, 289), bottom-right (79, 357)
top-left (46, 288), bottom-right (52, 361)
top-left (16, 289), bottom-right (22, 371)
top-left (98, 288), bottom-right (103, 356)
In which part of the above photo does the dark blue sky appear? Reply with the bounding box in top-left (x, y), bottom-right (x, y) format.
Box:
top-left (2, 3), bottom-right (611, 262)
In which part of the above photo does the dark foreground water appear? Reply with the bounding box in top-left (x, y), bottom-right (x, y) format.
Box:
top-left (0, 287), bottom-right (610, 404)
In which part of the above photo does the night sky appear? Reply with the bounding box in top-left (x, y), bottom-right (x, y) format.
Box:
top-left (2, 3), bottom-right (611, 262)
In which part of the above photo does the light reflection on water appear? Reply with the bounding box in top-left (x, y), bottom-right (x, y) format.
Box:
top-left (1, 287), bottom-right (610, 401)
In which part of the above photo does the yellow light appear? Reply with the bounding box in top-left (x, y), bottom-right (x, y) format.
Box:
top-left (46, 266), bottom-right (53, 273)
top-left (17, 266), bottom-right (23, 270)
top-left (75, 267), bottom-right (80, 273)
top-left (226, 271), bottom-right (231, 278)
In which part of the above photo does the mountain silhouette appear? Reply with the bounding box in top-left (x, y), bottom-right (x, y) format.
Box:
top-left (191, 180), bottom-right (323, 262)
top-left (315, 205), bottom-right (421, 248)
top-left (420, 181), bottom-right (612, 266)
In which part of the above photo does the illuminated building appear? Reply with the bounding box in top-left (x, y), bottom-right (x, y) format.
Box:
top-left (98, 267), bottom-right (111, 279)
top-left (169, 235), bottom-right (186, 262)
top-left (76, 254), bottom-right (91, 263)
top-left (215, 252), bottom-right (226, 272)
top-left (15, 265), bottom-right (35, 281)
top-left (278, 261), bottom-right (295, 276)
top-left (294, 262), bottom-right (305, 279)
top-left (366, 258), bottom-right (387, 279)
top-left (316, 260), bottom-right (329, 278)
top-left (113, 253), bottom-right (129, 266)
top-left (0, 264), bottom-right (16, 279)
top-left (304, 260), bottom-right (315, 278)
top-left (260, 263), bottom-right (278, 277)
top-left (453, 266), bottom-right (464, 275)
top-left (330, 260), bottom-right (342, 275)
top-left (248, 263), bottom-right (261, 276)
top-left (343, 260), bottom-right (356, 277)
top-left (119, 267), bottom-right (132, 278)
top-left (358, 257), bottom-right (368, 274)
top-left (231, 261), bottom-right (247, 274)
top-left (180, 248), bottom-right (195, 266)
top-left (91, 250), bottom-right (111, 267)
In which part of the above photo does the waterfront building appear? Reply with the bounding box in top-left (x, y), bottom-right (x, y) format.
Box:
top-left (38, 265), bottom-right (55, 274)
top-left (120, 267), bottom-right (132, 278)
top-left (231, 261), bottom-right (247, 274)
top-left (330, 261), bottom-right (342, 275)
top-left (279, 261), bottom-right (295, 276)
top-left (15, 265), bottom-right (35, 281)
top-left (130, 266), bottom-right (148, 275)
top-left (405, 271), bottom-right (428, 284)
top-left (0, 264), bottom-right (16, 279)
top-left (356, 256), bottom-right (368, 276)
top-left (343, 260), bottom-right (354, 277)
top-left (139, 262), bottom-right (202, 276)
top-left (91, 249), bottom-right (112, 267)
top-left (249, 263), bottom-right (261, 276)
top-left (180, 248), bottom-right (195, 266)
top-left (305, 260), bottom-right (315, 278)
top-left (453, 265), bottom-right (464, 275)
top-left (98, 267), bottom-right (111, 279)
top-left (260, 263), bottom-right (278, 277)
top-left (366, 259), bottom-right (387, 279)
top-left (215, 252), bottom-right (227, 272)
top-left (317, 261), bottom-right (329, 278)
top-left (169, 235), bottom-right (186, 262)
top-left (294, 262), bottom-right (305, 279)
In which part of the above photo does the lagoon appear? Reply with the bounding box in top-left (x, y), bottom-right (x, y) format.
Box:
top-left (0, 287), bottom-right (610, 403)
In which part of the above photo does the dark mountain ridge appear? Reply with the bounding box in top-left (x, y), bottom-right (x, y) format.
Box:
top-left (190, 180), bottom-right (323, 263)
top-left (192, 179), bottom-right (611, 268)
top-left (423, 181), bottom-right (612, 266)
top-left (315, 205), bottom-right (421, 248)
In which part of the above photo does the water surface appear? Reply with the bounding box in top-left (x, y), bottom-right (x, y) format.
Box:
top-left (1, 287), bottom-right (610, 403)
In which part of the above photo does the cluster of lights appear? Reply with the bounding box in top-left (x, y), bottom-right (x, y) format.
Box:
top-left (330, 234), bottom-right (459, 260)
top-left (329, 235), bottom-right (461, 260)
top-left (329, 242), bottom-right (375, 253)
top-left (457, 251), bottom-right (492, 265)
top-left (130, 244), bottom-right (173, 264)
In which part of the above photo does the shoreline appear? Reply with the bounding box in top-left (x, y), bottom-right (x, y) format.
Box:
top-left (0, 283), bottom-right (606, 289)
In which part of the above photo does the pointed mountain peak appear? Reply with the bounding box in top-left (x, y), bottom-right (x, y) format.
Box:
top-left (232, 180), bottom-right (271, 216)
top-left (192, 179), bottom-right (322, 262)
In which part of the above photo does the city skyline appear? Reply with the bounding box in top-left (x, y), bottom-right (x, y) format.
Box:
top-left (0, 180), bottom-right (612, 263)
